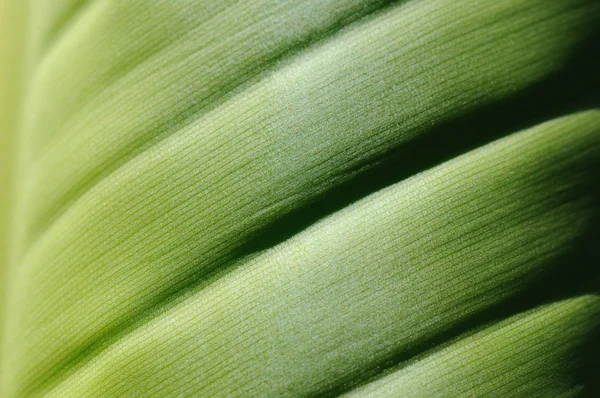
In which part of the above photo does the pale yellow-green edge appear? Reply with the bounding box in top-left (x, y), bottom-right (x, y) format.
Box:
top-left (0, 0), bottom-right (26, 373)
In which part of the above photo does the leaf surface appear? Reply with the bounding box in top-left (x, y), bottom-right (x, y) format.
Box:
top-left (1, 0), bottom-right (599, 396)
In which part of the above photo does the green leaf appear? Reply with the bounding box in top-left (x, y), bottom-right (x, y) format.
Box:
top-left (1, 0), bottom-right (599, 396)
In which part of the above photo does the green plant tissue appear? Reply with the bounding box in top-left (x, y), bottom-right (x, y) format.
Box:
top-left (0, 0), bottom-right (599, 397)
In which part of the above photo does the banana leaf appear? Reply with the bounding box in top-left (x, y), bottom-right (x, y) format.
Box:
top-left (1, 0), bottom-right (599, 396)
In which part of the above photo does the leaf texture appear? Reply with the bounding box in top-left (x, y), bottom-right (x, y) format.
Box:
top-left (1, 0), bottom-right (599, 396)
